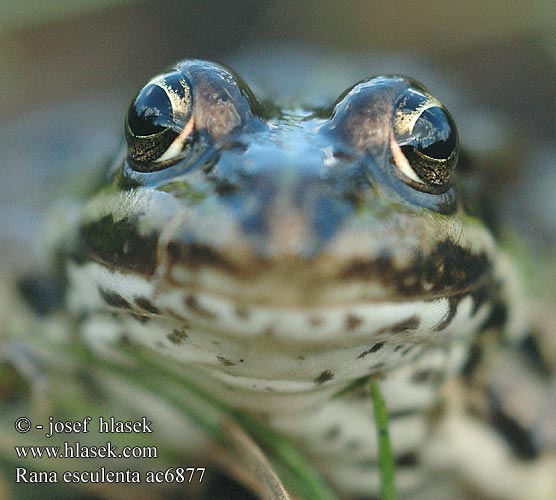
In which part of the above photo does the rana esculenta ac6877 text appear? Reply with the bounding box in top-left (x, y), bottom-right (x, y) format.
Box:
top-left (14, 60), bottom-right (556, 500)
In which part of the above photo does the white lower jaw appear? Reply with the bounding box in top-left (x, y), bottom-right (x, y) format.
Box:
top-left (68, 261), bottom-right (490, 398)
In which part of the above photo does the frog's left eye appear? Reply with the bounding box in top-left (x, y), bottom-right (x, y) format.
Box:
top-left (125, 70), bottom-right (194, 171)
top-left (391, 88), bottom-right (458, 193)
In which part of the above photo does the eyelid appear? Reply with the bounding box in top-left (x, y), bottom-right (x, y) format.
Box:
top-left (154, 116), bottom-right (196, 163)
top-left (389, 131), bottom-right (425, 185)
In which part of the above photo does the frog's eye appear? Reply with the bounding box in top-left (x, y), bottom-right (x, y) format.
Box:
top-left (391, 88), bottom-right (458, 193)
top-left (125, 70), bottom-right (194, 171)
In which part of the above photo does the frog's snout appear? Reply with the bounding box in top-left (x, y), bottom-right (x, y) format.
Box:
top-left (210, 140), bottom-right (365, 258)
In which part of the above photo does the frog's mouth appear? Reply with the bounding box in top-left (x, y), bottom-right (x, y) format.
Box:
top-left (79, 223), bottom-right (493, 309)
top-left (160, 237), bottom-right (494, 307)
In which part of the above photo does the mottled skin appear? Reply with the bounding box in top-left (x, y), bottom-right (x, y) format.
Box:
top-left (60, 60), bottom-right (555, 499)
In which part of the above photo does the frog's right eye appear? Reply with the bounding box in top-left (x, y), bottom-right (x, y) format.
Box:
top-left (391, 87), bottom-right (458, 194)
top-left (125, 70), bottom-right (194, 171)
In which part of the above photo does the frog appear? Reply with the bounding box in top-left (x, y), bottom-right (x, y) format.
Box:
top-left (7, 58), bottom-right (556, 500)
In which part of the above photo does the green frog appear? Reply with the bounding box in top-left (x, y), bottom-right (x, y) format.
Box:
top-left (7, 59), bottom-right (556, 499)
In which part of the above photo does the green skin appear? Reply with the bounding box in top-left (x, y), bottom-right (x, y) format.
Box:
top-left (57, 60), bottom-right (549, 499)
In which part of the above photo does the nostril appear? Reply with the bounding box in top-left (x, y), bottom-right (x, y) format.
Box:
top-left (218, 140), bottom-right (248, 152)
top-left (332, 148), bottom-right (355, 161)
top-left (214, 179), bottom-right (240, 195)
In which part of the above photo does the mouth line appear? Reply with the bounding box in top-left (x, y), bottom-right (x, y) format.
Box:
top-left (159, 263), bottom-right (491, 310)
top-left (81, 240), bottom-right (491, 311)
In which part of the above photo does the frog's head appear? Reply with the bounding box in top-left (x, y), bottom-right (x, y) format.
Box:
top-left (77, 59), bottom-right (496, 314)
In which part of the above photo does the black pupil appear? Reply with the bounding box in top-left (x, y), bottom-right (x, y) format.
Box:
top-left (411, 107), bottom-right (456, 160)
top-left (127, 84), bottom-right (173, 137)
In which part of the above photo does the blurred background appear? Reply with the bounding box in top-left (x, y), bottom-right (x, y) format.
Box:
top-left (1, 0), bottom-right (555, 129)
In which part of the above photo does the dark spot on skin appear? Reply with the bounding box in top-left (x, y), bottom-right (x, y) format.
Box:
top-left (370, 342), bottom-right (385, 352)
top-left (167, 242), bottom-right (241, 275)
top-left (99, 288), bottom-right (132, 309)
top-left (375, 316), bottom-right (420, 335)
top-left (234, 304), bottom-right (250, 320)
top-left (391, 316), bottom-right (420, 333)
top-left (314, 370), bottom-right (335, 385)
top-left (309, 316), bottom-right (324, 327)
top-left (337, 241), bottom-right (491, 298)
top-left (462, 341), bottom-right (482, 379)
top-left (345, 314), bottom-right (363, 331)
top-left (263, 326), bottom-right (275, 337)
top-left (297, 355), bottom-right (306, 361)
top-left (184, 295), bottom-right (216, 319)
top-left (389, 407), bottom-right (420, 419)
top-left (411, 369), bottom-right (444, 384)
top-left (324, 426), bottom-right (341, 440)
top-left (134, 296), bottom-right (160, 314)
top-left (469, 284), bottom-right (493, 316)
top-left (370, 362), bottom-right (385, 370)
top-left (394, 345), bottom-right (403, 352)
top-left (131, 313), bottom-right (150, 324)
top-left (480, 300), bottom-right (508, 332)
top-left (239, 359), bottom-right (244, 363)
top-left (217, 355), bottom-right (236, 367)
top-left (401, 345), bottom-right (416, 356)
top-left (489, 397), bottom-right (540, 459)
top-left (357, 342), bottom-right (385, 359)
top-left (167, 328), bottom-right (188, 345)
top-left (519, 334), bottom-right (552, 376)
top-left (80, 215), bottom-right (158, 275)
top-left (395, 452), bottom-right (418, 467)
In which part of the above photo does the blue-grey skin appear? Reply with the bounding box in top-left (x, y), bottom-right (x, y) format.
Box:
top-left (57, 60), bottom-right (556, 499)
top-left (80, 61), bottom-right (487, 297)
